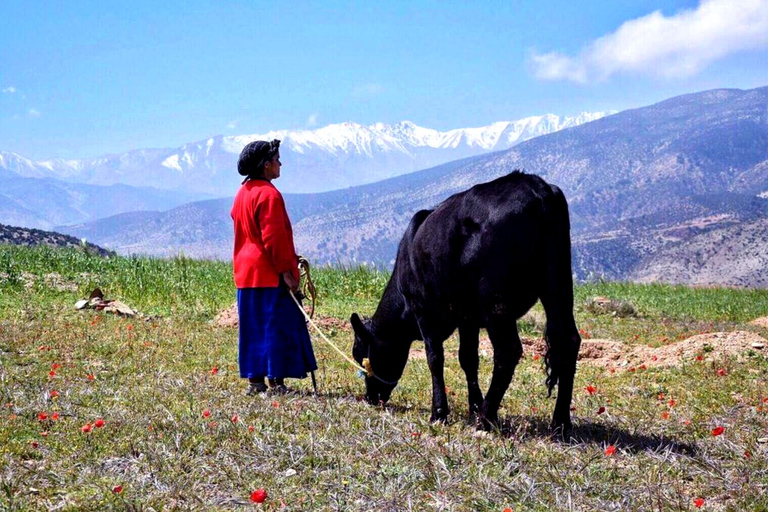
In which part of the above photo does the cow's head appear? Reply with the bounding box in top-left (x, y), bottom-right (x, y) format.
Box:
top-left (350, 312), bottom-right (397, 405)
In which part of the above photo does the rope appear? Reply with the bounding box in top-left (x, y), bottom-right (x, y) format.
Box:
top-left (296, 256), bottom-right (316, 319)
top-left (288, 289), bottom-right (365, 373)
top-left (291, 257), bottom-right (394, 383)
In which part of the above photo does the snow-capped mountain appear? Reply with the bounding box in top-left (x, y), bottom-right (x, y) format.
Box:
top-left (1, 112), bottom-right (611, 196)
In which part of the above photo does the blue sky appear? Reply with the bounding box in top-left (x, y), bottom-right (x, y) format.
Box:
top-left (2, 0), bottom-right (767, 160)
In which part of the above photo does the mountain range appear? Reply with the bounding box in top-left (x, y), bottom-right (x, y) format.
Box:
top-left (1, 112), bottom-right (607, 192)
top-left (58, 86), bottom-right (768, 287)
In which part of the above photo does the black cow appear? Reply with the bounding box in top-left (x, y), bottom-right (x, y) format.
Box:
top-left (351, 171), bottom-right (581, 432)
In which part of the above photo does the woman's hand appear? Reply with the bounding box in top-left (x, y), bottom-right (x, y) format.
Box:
top-left (281, 271), bottom-right (299, 293)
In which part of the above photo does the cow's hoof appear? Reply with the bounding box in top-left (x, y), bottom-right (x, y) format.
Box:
top-left (430, 407), bottom-right (448, 423)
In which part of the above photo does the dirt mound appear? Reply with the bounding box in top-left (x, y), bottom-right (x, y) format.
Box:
top-left (750, 316), bottom-right (768, 329)
top-left (212, 303), bottom-right (238, 328)
top-left (410, 332), bottom-right (767, 370)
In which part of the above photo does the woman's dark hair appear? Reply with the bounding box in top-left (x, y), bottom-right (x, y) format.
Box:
top-left (237, 139), bottom-right (280, 182)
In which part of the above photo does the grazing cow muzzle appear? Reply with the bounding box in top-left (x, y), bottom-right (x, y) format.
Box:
top-left (365, 377), bottom-right (396, 405)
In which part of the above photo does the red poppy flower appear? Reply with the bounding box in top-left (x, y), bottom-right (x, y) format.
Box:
top-left (248, 425), bottom-right (255, 432)
top-left (51, 363), bottom-right (61, 370)
top-left (695, 355), bottom-right (704, 361)
top-left (745, 450), bottom-right (752, 459)
top-left (639, 364), bottom-right (647, 370)
top-left (113, 485), bottom-right (123, 494)
top-left (586, 385), bottom-right (597, 395)
top-left (81, 423), bottom-right (93, 433)
top-left (202, 409), bottom-right (211, 418)
top-left (50, 390), bottom-right (59, 398)
top-left (38, 412), bottom-right (48, 421)
top-left (211, 366), bottom-right (218, 375)
top-left (94, 418), bottom-right (105, 428)
top-left (251, 489), bottom-right (267, 503)
top-left (411, 432), bottom-right (421, 437)
top-left (86, 373), bottom-right (95, 381)
top-left (711, 426), bottom-right (725, 436)
top-left (51, 412), bottom-right (59, 421)
top-left (48, 370), bottom-right (56, 378)
top-left (272, 401), bottom-right (279, 408)
top-left (609, 367), bottom-right (616, 374)
top-left (668, 399), bottom-right (676, 407)
top-left (651, 355), bottom-right (658, 361)
top-left (231, 415), bottom-right (239, 423)
top-left (604, 445), bottom-right (617, 456)
top-left (504, 509), bottom-right (512, 512)
top-left (533, 354), bottom-right (541, 361)
top-left (694, 497), bottom-right (704, 508)
top-left (716, 368), bottom-right (726, 376)
top-left (660, 411), bottom-right (670, 420)
top-left (658, 392), bottom-right (665, 400)
top-left (31, 441), bottom-right (39, 449)
top-left (597, 406), bottom-right (606, 415)
top-left (127, 324), bottom-right (133, 331)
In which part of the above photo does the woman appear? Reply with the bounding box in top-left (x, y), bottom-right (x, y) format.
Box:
top-left (231, 139), bottom-right (317, 395)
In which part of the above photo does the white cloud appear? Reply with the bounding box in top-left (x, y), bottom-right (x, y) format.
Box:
top-left (227, 120), bottom-right (238, 129)
top-left (352, 83), bottom-right (384, 99)
top-left (2, 86), bottom-right (16, 94)
top-left (306, 113), bottom-right (318, 127)
top-left (531, 0), bottom-right (768, 83)
top-left (28, 109), bottom-right (41, 118)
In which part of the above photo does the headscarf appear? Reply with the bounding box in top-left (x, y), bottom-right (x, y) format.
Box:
top-left (237, 139), bottom-right (281, 183)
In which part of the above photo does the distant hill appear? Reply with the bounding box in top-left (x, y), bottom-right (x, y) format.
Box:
top-left (0, 224), bottom-right (113, 256)
top-left (60, 86), bottom-right (768, 287)
top-left (0, 176), bottom-right (212, 230)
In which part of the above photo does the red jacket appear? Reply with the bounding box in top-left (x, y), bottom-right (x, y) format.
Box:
top-left (231, 179), bottom-right (299, 288)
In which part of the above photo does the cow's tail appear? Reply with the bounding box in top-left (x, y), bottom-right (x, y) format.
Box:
top-left (540, 185), bottom-right (581, 397)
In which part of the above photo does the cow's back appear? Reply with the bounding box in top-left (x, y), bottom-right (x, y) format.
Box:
top-left (402, 172), bottom-right (568, 324)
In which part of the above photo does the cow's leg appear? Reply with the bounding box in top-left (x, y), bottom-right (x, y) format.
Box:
top-left (540, 304), bottom-right (580, 434)
top-left (479, 315), bottom-right (522, 430)
top-left (458, 324), bottom-right (483, 420)
top-left (423, 332), bottom-right (449, 423)
top-left (540, 272), bottom-right (581, 434)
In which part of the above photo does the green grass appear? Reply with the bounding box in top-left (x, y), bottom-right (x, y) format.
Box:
top-left (1, 245), bottom-right (768, 511)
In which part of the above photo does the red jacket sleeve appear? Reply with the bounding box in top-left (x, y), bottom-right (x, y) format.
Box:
top-left (256, 189), bottom-right (298, 281)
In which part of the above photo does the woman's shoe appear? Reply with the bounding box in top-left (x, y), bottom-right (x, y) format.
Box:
top-left (246, 381), bottom-right (268, 396)
top-left (268, 378), bottom-right (292, 394)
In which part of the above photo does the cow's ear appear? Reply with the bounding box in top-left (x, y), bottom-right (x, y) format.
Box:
top-left (350, 313), bottom-right (369, 342)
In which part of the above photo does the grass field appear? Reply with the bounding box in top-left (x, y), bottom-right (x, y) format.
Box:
top-left (1, 245), bottom-right (768, 511)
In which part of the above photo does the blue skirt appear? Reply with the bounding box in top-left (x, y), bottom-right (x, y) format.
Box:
top-left (237, 286), bottom-right (318, 380)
